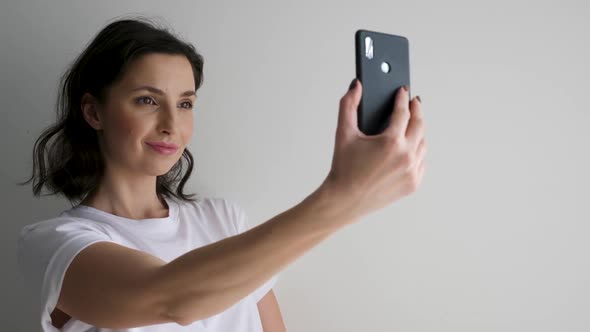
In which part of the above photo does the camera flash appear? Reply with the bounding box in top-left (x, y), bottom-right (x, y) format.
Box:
top-left (364, 36), bottom-right (374, 59)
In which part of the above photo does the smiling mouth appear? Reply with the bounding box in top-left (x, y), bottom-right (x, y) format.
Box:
top-left (145, 142), bottom-right (179, 155)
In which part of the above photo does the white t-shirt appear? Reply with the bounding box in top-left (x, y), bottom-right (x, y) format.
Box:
top-left (17, 196), bottom-right (279, 332)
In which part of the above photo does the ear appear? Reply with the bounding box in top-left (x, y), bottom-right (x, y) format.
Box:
top-left (81, 92), bottom-right (103, 130)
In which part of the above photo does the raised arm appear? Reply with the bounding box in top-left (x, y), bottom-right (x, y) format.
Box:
top-left (57, 185), bottom-right (352, 328)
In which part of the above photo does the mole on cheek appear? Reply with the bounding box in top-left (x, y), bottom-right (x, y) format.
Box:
top-left (126, 129), bottom-right (135, 139)
top-left (119, 120), bottom-right (134, 137)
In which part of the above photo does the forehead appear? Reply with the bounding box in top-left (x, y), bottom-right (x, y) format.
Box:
top-left (117, 53), bottom-right (195, 91)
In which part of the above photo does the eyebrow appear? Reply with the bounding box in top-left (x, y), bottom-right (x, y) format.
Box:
top-left (130, 85), bottom-right (196, 97)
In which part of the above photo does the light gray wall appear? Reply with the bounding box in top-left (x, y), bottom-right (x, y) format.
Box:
top-left (1, 1), bottom-right (589, 331)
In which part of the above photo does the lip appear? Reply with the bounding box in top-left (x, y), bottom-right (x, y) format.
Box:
top-left (146, 141), bottom-right (179, 155)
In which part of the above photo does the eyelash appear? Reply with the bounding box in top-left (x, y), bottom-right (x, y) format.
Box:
top-left (136, 96), bottom-right (193, 109)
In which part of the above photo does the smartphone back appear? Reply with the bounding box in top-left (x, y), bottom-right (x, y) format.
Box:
top-left (355, 30), bottom-right (410, 135)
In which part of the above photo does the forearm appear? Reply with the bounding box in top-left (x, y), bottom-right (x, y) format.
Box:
top-left (154, 186), bottom-right (354, 325)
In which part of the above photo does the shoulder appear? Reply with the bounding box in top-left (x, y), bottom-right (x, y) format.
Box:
top-left (17, 214), bottom-right (113, 272)
top-left (18, 214), bottom-right (110, 243)
top-left (16, 214), bottom-right (115, 300)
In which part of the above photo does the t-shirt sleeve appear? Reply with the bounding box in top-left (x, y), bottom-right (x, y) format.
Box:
top-left (227, 199), bottom-right (280, 303)
top-left (16, 217), bottom-right (114, 331)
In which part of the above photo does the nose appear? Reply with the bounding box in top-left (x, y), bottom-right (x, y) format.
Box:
top-left (157, 103), bottom-right (179, 135)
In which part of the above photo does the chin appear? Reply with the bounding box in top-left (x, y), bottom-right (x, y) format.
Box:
top-left (137, 148), bottom-right (184, 175)
top-left (142, 159), bottom-right (181, 177)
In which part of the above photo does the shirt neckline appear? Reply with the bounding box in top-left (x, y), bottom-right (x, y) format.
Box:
top-left (70, 195), bottom-right (179, 225)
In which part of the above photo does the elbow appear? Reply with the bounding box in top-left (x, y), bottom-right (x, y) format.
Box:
top-left (163, 292), bottom-right (233, 327)
top-left (161, 296), bottom-right (199, 327)
top-left (161, 291), bottom-right (216, 327)
top-left (162, 304), bottom-right (195, 327)
top-left (149, 266), bottom-right (235, 326)
top-left (160, 308), bottom-right (186, 327)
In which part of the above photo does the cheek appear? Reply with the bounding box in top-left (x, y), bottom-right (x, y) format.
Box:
top-left (180, 112), bottom-right (194, 142)
top-left (105, 113), bottom-right (148, 149)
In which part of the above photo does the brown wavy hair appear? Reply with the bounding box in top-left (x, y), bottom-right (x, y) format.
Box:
top-left (19, 16), bottom-right (204, 206)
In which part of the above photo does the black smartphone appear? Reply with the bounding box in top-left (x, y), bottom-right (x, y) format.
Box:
top-left (355, 29), bottom-right (411, 136)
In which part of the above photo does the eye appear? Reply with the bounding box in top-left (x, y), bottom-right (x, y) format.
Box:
top-left (180, 101), bottom-right (194, 109)
top-left (136, 96), bottom-right (157, 106)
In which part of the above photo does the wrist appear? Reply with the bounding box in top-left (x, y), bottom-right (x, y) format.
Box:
top-left (306, 180), bottom-right (361, 230)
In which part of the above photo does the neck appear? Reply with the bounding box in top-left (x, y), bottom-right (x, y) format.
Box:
top-left (80, 164), bottom-right (169, 220)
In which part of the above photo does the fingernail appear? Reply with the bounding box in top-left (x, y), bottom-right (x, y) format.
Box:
top-left (402, 85), bottom-right (409, 92)
top-left (349, 78), bottom-right (357, 91)
top-left (416, 95), bottom-right (422, 103)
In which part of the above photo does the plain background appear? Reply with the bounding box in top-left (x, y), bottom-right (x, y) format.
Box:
top-left (1, 0), bottom-right (589, 331)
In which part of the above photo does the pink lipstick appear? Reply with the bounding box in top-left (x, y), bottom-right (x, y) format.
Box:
top-left (146, 141), bottom-right (179, 155)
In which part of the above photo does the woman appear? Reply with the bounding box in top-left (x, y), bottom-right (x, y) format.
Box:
top-left (18, 16), bottom-right (426, 332)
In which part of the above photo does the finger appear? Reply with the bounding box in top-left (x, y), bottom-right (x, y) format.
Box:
top-left (382, 85), bottom-right (410, 139)
top-left (406, 96), bottom-right (424, 148)
top-left (415, 137), bottom-right (427, 163)
top-left (417, 158), bottom-right (425, 184)
top-left (337, 78), bottom-right (363, 140)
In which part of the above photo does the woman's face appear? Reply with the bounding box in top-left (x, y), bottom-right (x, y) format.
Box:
top-left (87, 53), bottom-right (196, 177)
